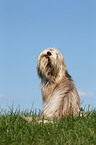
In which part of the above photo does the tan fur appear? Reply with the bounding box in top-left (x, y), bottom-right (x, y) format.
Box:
top-left (37, 48), bottom-right (80, 120)
top-left (23, 48), bottom-right (80, 122)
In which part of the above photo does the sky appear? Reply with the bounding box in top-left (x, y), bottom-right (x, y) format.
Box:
top-left (0, 0), bottom-right (96, 112)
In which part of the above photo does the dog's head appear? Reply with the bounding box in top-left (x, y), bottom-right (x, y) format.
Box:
top-left (37, 48), bottom-right (67, 83)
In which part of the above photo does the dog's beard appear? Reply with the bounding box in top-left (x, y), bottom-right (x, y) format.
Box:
top-left (40, 56), bottom-right (57, 81)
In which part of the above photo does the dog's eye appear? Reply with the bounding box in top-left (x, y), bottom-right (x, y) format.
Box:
top-left (47, 51), bottom-right (51, 56)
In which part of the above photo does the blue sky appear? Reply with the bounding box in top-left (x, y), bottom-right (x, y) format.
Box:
top-left (0, 0), bottom-right (96, 112)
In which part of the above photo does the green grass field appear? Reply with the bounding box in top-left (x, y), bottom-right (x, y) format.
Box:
top-left (0, 105), bottom-right (96, 145)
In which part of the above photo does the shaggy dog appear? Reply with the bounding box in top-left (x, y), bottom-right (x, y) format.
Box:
top-left (23, 48), bottom-right (80, 122)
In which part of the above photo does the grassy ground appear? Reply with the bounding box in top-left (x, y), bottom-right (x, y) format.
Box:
top-left (0, 106), bottom-right (96, 145)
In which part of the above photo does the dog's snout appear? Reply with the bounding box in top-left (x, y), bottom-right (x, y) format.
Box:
top-left (47, 51), bottom-right (51, 56)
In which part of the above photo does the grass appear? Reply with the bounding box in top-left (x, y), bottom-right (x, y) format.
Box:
top-left (0, 105), bottom-right (96, 145)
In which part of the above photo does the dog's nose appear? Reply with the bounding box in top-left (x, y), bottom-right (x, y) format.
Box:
top-left (47, 51), bottom-right (51, 56)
